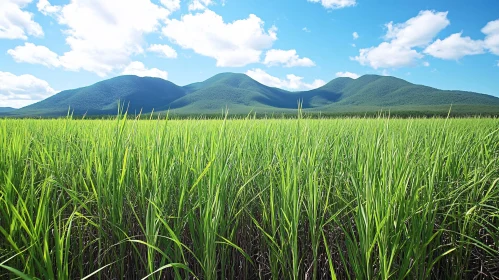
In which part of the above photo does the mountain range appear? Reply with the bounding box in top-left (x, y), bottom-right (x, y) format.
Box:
top-left (3, 73), bottom-right (499, 117)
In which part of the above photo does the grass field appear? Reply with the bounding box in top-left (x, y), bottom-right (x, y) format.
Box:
top-left (1, 116), bottom-right (498, 279)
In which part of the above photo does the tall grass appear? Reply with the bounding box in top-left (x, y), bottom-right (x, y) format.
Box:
top-left (1, 117), bottom-right (498, 279)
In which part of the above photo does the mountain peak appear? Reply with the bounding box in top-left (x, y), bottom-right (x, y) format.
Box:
top-left (211, 72), bottom-right (249, 78)
top-left (203, 72), bottom-right (253, 84)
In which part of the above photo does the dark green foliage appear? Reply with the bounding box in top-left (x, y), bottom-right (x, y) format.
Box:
top-left (10, 73), bottom-right (499, 117)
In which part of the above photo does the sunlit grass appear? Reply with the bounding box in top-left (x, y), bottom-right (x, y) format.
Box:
top-left (1, 116), bottom-right (498, 279)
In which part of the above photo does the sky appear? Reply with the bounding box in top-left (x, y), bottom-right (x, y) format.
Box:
top-left (1, 0), bottom-right (499, 108)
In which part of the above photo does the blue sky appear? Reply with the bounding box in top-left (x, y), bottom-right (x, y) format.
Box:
top-left (1, 0), bottom-right (499, 108)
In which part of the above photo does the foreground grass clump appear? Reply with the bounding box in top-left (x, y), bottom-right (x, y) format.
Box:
top-left (1, 117), bottom-right (498, 279)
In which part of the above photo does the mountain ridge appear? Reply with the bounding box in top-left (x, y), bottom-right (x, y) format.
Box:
top-left (4, 73), bottom-right (499, 116)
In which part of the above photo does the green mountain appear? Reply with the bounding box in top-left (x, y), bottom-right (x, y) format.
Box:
top-left (171, 73), bottom-right (298, 111)
top-left (14, 75), bottom-right (186, 116)
top-left (318, 75), bottom-right (499, 107)
top-left (0, 107), bottom-right (15, 113)
top-left (8, 73), bottom-right (499, 117)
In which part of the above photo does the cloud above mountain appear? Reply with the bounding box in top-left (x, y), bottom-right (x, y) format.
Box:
top-left (163, 10), bottom-right (277, 67)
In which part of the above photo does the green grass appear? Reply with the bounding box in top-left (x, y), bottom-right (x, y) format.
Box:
top-left (1, 116), bottom-right (498, 279)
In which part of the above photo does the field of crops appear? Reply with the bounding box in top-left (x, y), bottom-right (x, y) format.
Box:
top-left (1, 117), bottom-right (498, 279)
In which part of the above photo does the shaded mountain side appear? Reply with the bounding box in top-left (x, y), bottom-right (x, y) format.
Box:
top-left (0, 107), bottom-right (16, 113)
top-left (8, 73), bottom-right (499, 117)
top-left (15, 76), bottom-right (187, 116)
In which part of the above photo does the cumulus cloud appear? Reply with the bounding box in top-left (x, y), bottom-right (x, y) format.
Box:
top-left (147, 44), bottom-right (178, 58)
top-left (353, 42), bottom-right (423, 69)
top-left (188, 0), bottom-right (213, 11)
top-left (353, 12), bottom-right (499, 66)
top-left (37, 0), bottom-right (60, 15)
top-left (246, 68), bottom-right (325, 90)
top-left (422, 19), bottom-right (499, 61)
top-left (424, 33), bottom-right (485, 60)
top-left (423, 61), bottom-right (430, 67)
top-left (482, 19), bottom-right (499, 55)
top-left (8, 43), bottom-right (61, 67)
top-left (160, 0), bottom-right (181, 12)
top-left (352, 10), bottom-right (449, 69)
top-left (122, 61), bottom-right (168, 79)
top-left (353, 32), bottom-right (359, 40)
top-left (263, 49), bottom-right (315, 67)
top-left (384, 11), bottom-right (450, 48)
top-left (0, 71), bottom-right (56, 108)
top-left (163, 10), bottom-right (277, 67)
top-left (35, 0), bottom-right (170, 76)
top-left (0, 0), bottom-right (44, 39)
top-left (307, 0), bottom-right (356, 9)
top-left (336, 71), bottom-right (360, 79)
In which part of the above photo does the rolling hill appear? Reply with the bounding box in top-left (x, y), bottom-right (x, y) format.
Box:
top-left (6, 73), bottom-right (499, 117)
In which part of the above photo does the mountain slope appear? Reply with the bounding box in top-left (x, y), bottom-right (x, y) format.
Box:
top-left (15, 76), bottom-right (186, 116)
top-left (172, 73), bottom-right (299, 111)
top-left (318, 75), bottom-right (499, 107)
top-left (9, 73), bottom-right (499, 116)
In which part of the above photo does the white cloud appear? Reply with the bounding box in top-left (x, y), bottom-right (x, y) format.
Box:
top-left (384, 11), bottom-right (450, 48)
top-left (352, 10), bottom-right (449, 69)
top-left (37, 0), bottom-right (60, 15)
top-left (188, 0), bottom-right (213, 11)
top-left (36, 0), bottom-right (170, 76)
top-left (246, 68), bottom-right (325, 90)
top-left (147, 44), bottom-right (178, 58)
top-left (160, 0), bottom-right (181, 12)
top-left (424, 32), bottom-right (485, 60)
top-left (423, 61), bottom-right (430, 67)
top-left (307, 0), bottom-right (356, 9)
top-left (351, 43), bottom-right (356, 47)
top-left (0, 71), bottom-right (56, 108)
top-left (0, 0), bottom-right (43, 39)
top-left (482, 19), bottom-right (499, 55)
top-left (352, 42), bottom-right (423, 69)
top-left (163, 10), bottom-right (277, 67)
top-left (381, 69), bottom-right (389, 76)
top-left (263, 49), bottom-right (315, 67)
top-left (336, 71), bottom-right (360, 79)
top-left (303, 27), bottom-right (311, 33)
top-left (122, 61), bottom-right (168, 79)
top-left (8, 43), bottom-right (61, 67)
top-left (353, 32), bottom-right (359, 40)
